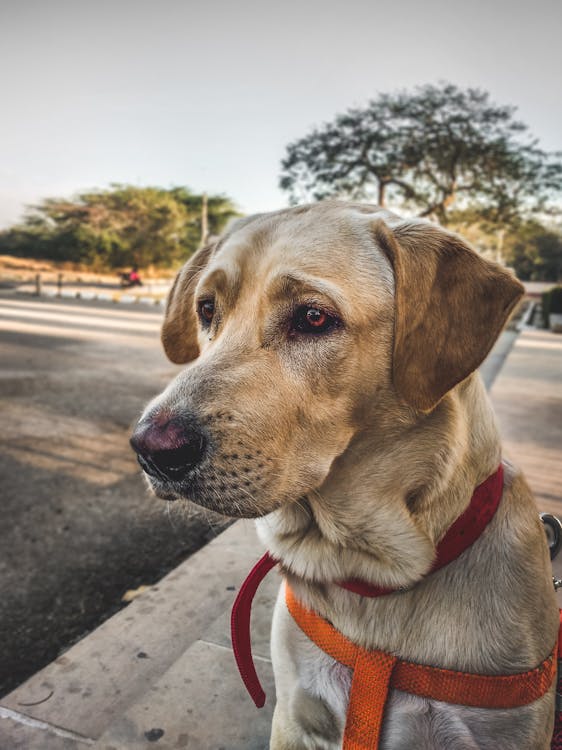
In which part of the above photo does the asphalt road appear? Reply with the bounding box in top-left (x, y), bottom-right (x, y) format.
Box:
top-left (0, 292), bottom-right (227, 697)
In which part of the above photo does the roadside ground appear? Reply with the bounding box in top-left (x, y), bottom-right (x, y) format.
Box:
top-left (490, 326), bottom-right (562, 577)
top-left (0, 291), bottom-right (227, 697)
top-left (0, 255), bottom-right (172, 304)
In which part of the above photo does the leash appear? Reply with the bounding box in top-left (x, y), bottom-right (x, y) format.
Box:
top-left (230, 551), bottom-right (278, 708)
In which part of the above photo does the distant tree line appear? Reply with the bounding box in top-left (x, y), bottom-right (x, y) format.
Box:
top-left (0, 185), bottom-right (239, 270)
top-left (2, 83), bottom-right (561, 281)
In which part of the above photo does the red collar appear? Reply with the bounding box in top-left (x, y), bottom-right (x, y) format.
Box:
top-left (231, 463), bottom-right (504, 707)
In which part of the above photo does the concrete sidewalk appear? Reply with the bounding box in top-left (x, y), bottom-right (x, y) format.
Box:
top-left (0, 521), bottom-right (277, 750)
top-left (1, 326), bottom-right (561, 750)
top-left (490, 327), bottom-right (562, 517)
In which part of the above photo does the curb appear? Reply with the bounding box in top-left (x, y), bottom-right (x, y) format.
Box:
top-left (15, 289), bottom-right (166, 306)
top-left (516, 300), bottom-right (536, 331)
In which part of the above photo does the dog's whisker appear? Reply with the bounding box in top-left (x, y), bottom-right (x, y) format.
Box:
top-left (164, 499), bottom-right (177, 529)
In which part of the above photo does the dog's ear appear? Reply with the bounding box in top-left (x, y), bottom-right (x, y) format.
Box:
top-left (161, 242), bottom-right (216, 364)
top-left (373, 220), bottom-right (524, 412)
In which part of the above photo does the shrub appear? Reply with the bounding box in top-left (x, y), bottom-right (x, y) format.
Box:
top-left (542, 286), bottom-right (562, 327)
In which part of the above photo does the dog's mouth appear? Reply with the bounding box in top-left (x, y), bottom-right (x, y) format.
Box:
top-left (130, 412), bottom-right (299, 518)
top-left (142, 457), bottom-right (282, 519)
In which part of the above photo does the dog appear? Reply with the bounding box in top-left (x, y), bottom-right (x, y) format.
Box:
top-left (131, 201), bottom-right (559, 749)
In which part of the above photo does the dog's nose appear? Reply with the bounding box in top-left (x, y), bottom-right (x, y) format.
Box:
top-left (130, 416), bottom-right (206, 482)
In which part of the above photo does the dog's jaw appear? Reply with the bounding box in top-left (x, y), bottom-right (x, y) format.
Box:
top-left (256, 375), bottom-right (500, 594)
top-left (256, 493), bottom-right (436, 592)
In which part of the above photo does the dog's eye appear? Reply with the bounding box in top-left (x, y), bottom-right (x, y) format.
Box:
top-left (291, 305), bottom-right (339, 335)
top-left (198, 299), bottom-right (215, 325)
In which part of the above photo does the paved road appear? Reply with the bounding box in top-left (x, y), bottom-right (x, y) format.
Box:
top-left (0, 292), bottom-right (227, 697)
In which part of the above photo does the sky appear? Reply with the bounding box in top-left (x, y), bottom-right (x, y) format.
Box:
top-left (0, 0), bottom-right (561, 227)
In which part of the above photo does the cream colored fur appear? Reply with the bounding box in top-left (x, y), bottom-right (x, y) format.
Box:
top-left (144, 201), bottom-right (558, 749)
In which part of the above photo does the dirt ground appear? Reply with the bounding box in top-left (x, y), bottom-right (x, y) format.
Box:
top-left (0, 291), bottom-right (227, 697)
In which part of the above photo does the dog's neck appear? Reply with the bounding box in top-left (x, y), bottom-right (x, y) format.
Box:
top-left (256, 373), bottom-right (502, 591)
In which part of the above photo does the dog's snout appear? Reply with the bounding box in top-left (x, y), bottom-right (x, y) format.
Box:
top-left (130, 416), bottom-right (206, 482)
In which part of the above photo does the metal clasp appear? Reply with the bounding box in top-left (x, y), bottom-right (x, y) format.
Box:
top-left (540, 513), bottom-right (562, 561)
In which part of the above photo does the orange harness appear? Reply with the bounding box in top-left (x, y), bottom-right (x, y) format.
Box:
top-left (286, 584), bottom-right (559, 750)
top-left (231, 464), bottom-right (561, 748)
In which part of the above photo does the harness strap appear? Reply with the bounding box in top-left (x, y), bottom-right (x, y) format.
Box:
top-left (286, 585), bottom-right (558, 750)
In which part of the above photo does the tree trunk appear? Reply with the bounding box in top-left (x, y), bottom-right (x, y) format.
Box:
top-left (443, 190), bottom-right (456, 210)
top-left (200, 193), bottom-right (209, 247)
top-left (378, 182), bottom-right (386, 207)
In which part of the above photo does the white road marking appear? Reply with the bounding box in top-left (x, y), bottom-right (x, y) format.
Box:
top-left (0, 705), bottom-right (94, 745)
top-left (0, 306), bottom-right (161, 332)
top-left (0, 297), bottom-right (162, 320)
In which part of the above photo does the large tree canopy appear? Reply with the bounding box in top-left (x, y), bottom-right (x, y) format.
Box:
top-left (0, 186), bottom-right (239, 269)
top-left (280, 83), bottom-right (562, 225)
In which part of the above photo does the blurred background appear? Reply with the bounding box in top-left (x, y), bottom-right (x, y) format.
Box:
top-left (0, 0), bottom-right (561, 733)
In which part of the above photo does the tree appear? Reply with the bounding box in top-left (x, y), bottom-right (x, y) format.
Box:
top-left (0, 186), bottom-right (239, 269)
top-left (503, 221), bottom-right (562, 281)
top-left (280, 83), bottom-right (562, 226)
top-left (169, 188), bottom-right (239, 248)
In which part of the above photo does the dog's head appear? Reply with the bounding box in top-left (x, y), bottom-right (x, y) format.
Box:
top-left (130, 202), bottom-right (523, 517)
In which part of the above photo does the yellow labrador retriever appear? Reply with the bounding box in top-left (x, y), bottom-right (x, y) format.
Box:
top-left (131, 201), bottom-right (558, 749)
